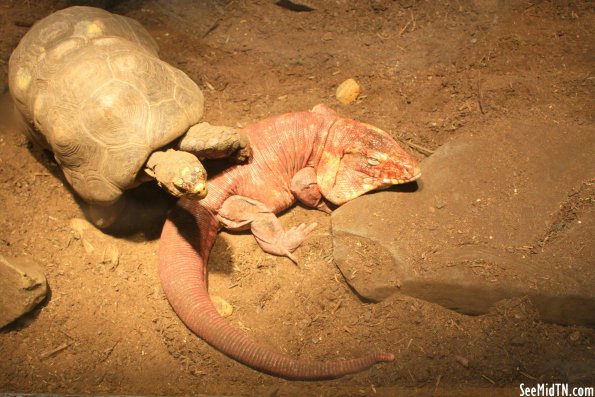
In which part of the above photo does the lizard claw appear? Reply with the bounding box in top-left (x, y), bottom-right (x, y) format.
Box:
top-left (283, 222), bottom-right (318, 252)
top-left (283, 248), bottom-right (299, 265)
top-left (279, 222), bottom-right (317, 264)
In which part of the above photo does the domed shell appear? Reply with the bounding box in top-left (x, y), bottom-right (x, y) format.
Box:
top-left (8, 6), bottom-right (205, 205)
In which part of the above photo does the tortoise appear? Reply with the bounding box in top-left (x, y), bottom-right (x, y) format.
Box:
top-left (8, 6), bottom-right (249, 227)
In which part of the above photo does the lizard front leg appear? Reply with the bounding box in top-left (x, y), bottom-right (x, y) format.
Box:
top-left (217, 195), bottom-right (317, 263)
top-left (290, 167), bottom-right (333, 214)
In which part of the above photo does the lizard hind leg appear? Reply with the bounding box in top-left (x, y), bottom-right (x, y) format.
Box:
top-left (217, 195), bottom-right (317, 263)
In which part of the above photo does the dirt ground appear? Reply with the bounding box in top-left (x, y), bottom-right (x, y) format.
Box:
top-left (0, 0), bottom-right (593, 396)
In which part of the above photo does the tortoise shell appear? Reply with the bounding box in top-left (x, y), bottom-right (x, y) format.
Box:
top-left (8, 6), bottom-right (205, 205)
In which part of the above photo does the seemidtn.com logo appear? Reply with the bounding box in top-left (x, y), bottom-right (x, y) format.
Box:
top-left (520, 383), bottom-right (594, 397)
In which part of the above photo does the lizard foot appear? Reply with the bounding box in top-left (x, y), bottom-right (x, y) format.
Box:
top-left (257, 222), bottom-right (318, 264)
top-left (218, 195), bottom-right (318, 263)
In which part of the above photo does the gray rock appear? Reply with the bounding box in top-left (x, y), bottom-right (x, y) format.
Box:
top-left (332, 119), bottom-right (595, 325)
top-left (332, 232), bottom-right (404, 302)
top-left (0, 254), bottom-right (48, 328)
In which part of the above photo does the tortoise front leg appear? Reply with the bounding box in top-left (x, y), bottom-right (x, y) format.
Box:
top-left (177, 122), bottom-right (250, 163)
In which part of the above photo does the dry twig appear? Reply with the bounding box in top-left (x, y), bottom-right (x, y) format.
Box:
top-left (402, 139), bottom-right (434, 156)
top-left (40, 342), bottom-right (70, 360)
top-left (481, 374), bottom-right (496, 384)
top-left (477, 73), bottom-right (486, 114)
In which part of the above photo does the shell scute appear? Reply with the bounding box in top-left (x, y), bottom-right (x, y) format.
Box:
top-left (80, 80), bottom-right (149, 148)
top-left (174, 82), bottom-right (204, 125)
top-left (48, 109), bottom-right (104, 171)
top-left (108, 50), bottom-right (175, 106)
top-left (35, 19), bottom-right (73, 48)
top-left (77, 172), bottom-right (122, 205)
top-left (47, 37), bottom-right (85, 61)
top-left (149, 99), bottom-right (192, 148)
top-left (101, 144), bottom-right (149, 190)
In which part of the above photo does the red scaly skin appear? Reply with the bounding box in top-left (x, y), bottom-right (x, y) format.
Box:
top-left (158, 104), bottom-right (421, 380)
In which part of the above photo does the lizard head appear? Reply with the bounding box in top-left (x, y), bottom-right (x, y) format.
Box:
top-left (317, 121), bottom-right (421, 205)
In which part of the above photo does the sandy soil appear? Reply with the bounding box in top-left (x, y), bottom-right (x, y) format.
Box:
top-left (0, 1), bottom-right (593, 396)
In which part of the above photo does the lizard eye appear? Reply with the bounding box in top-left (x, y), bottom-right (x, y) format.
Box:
top-left (367, 157), bottom-right (380, 166)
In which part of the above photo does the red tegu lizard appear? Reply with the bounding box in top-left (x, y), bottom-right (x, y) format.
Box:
top-left (158, 104), bottom-right (421, 379)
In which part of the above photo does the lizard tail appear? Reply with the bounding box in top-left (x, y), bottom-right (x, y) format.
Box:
top-left (158, 200), bottom-right (394, 380)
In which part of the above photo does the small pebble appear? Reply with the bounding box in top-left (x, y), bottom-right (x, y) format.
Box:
top-left (454, 355), bottom-right (469, 368)
top-left (211, 295), bottom-right (233, 317)
top-left (569, 330), bottom-right (581, 342)
top-left (336, 78), bottom-right (361, 104)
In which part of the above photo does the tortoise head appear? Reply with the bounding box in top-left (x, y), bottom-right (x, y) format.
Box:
top-left (169, 164), bottom-right (208, 199)
top-left (145, 149), bottom-right (208, 200)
